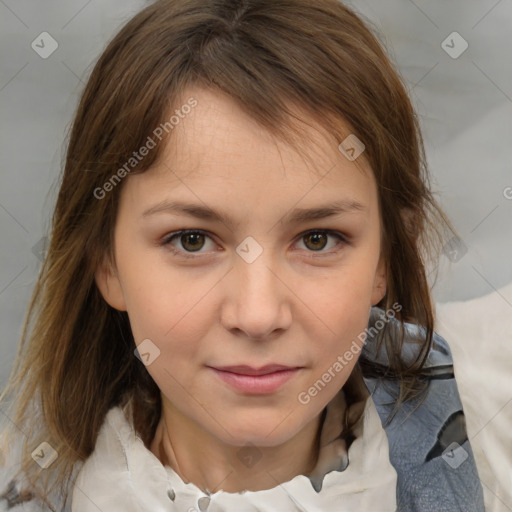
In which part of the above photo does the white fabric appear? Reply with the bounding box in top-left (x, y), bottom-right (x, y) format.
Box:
top-left (72, 392), bottom-right (397, 511)
top-left (435, 281), bottom-right (512, 512)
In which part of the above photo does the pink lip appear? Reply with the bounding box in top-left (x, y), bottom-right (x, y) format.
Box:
top-left (213, 364), bottom-right (296, 376)
top-left (209, 365), bottom-right (300, 394)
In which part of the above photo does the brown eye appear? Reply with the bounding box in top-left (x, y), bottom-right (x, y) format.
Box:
top-left (303, 232), bottom-right (328, 251)
top-left (162, 230), bottom-right (216, 256)
top-left (180, 232), bottom-right (205, 252)
top-left (295, 230), bottom-right (347, 254)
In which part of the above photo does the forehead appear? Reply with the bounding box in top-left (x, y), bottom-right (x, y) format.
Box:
top-left (174, 88), bottom-right (367, 172)
top-left (122, 87), bottom-right (378, 216)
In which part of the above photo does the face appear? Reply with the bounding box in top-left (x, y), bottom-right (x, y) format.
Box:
top-left (95, 86), bottom-right (387, 448)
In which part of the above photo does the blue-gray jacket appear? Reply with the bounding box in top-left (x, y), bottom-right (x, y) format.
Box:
top-left (362, 307), bottom-right (485, 511)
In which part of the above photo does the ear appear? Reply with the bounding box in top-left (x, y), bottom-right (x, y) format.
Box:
top-left (371, 252), bottom-right (387, 306)
top-left (95, 254), bottom-right (127, 311)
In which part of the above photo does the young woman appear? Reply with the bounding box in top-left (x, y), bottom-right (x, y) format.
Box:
top-left (0, 0), bottom-right (485, 510)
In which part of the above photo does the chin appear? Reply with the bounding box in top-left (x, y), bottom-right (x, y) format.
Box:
top-left (212, 416), bottom-right (304, 448)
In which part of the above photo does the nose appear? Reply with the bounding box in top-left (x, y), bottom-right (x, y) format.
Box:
top-left (220, 249), bottom-right (292, 341)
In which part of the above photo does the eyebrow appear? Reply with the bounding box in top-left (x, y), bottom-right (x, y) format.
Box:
top-left (141, 199), bottom-right (366, 229)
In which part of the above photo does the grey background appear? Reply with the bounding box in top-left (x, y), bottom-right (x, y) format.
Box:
top-left (1, 0), bottom-right (511, 387)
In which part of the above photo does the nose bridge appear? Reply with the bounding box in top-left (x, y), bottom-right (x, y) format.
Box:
top-left (238, 248), bottom-right (279, 298)
top-left (222, 238), bottom-right (291, 339)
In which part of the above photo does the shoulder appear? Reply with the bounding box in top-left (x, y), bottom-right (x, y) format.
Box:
top-left (0, 436), bottom-right (61, 512)
top-left (73, 405), bottom-right (136, 488)
top-left (72, 404), bottom-right (171, 511)
top-left (0, 406), bottom-right (133, 512)
top-left (361, 308), bottom-right (485, 512)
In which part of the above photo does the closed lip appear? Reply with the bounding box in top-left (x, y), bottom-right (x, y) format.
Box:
top-left (208, 364), bottom-right (300, 376)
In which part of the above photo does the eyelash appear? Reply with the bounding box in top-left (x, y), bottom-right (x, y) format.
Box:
top-left (160, 229), bottom-right (349, 260)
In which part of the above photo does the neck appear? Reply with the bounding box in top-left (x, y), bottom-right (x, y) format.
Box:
top-left (149, 396), bottom-right (324, 493)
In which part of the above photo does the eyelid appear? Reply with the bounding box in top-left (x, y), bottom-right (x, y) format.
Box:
top-left (161, 228), bottom-right (348, 259)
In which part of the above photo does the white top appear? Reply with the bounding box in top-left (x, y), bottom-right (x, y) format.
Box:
top-left (72, 388), bottom-right (397, 511)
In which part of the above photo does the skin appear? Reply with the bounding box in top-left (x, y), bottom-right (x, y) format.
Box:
top-left (95, 86), bottom-right (387, 493)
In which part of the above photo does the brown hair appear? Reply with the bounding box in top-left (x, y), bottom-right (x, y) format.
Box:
top-left (0, 0), bottom-right (454, 506)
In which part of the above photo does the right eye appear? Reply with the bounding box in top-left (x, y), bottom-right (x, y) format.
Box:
top-left (161, 229), bottom-right (218, 258)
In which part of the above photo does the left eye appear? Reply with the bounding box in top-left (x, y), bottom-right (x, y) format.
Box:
top-left (295, 230), bottom-right (345, 252)
top-left (162, 229), bottom-right (346, 257)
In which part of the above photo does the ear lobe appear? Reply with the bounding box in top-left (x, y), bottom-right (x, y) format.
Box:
top-left (371, 254), bottom-right (387, 306)
top-left (94, 255), bottom-right (127, 311)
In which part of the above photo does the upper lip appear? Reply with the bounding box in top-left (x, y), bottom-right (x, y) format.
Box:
top-left (210, 364), bottom-right (299, 376)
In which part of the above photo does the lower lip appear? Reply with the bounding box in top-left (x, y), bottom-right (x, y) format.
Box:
top-left (210, 368), bottom-right (299, 394)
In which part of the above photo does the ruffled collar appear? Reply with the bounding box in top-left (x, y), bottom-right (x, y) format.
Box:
top-left (161, 394), bottom-right (397, 511)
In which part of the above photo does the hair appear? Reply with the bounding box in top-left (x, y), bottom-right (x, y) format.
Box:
top-left (0, 0), bottom-right (455, 506)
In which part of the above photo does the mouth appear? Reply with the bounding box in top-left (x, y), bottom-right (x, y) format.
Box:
top-left (210, 364), bottom-right (299, 376)
top-left (207, 364), bottom-right (302, 394)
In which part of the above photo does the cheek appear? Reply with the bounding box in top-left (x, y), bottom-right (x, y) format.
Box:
top-left (301, 259), bottom-right (375, 330)
top-left (298, 262), bottom-right (375, 377)
top-left (126, 297), bottom-right (214, 381)
top-left (128, 296), bottom-right (213, 403)
top-left (123, 273), bottom-right (220, 404)
top-left (310, 301), bottom-right (369, 374)
top-left (117, 244), bottom-right (218, 343)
